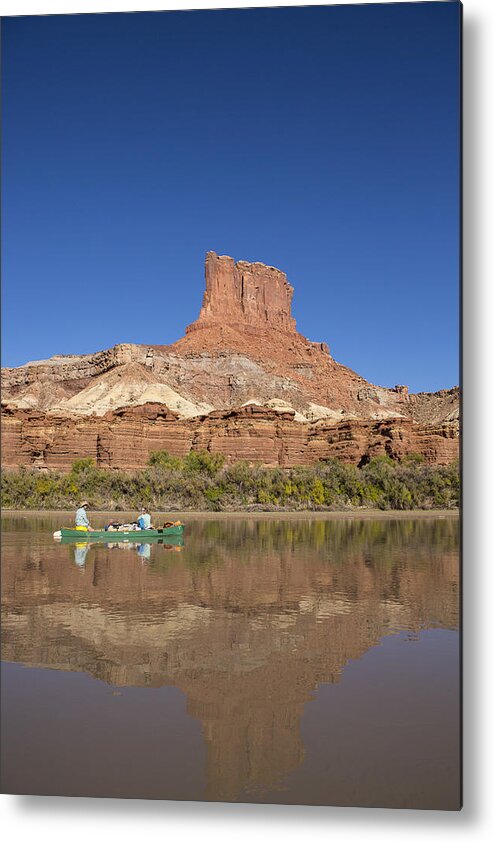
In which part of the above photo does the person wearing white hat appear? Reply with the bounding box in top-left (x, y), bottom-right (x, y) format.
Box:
top-left (75, 500), bottom-right (91, 531)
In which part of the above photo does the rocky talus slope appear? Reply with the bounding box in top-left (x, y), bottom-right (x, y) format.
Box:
top-left (1, 251), bottom-right (459, 469)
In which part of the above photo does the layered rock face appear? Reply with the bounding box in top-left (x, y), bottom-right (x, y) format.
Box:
top-left (1, 251), bottom-right (459, 470)
top-left (1, 403), bottom-right (459, 471)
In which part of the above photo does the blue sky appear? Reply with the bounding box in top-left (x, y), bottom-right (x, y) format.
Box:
top-left (1, 2), bottom-right (460, 392)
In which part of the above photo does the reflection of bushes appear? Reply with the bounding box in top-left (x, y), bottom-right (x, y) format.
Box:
top-left (1, 452), bottom-right (459, 512)
top-left (179, 516), bottom-right (459, 572)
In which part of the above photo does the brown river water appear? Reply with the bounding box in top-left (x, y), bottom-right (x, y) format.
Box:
top-left (0, 512), bottom-right (460, 809)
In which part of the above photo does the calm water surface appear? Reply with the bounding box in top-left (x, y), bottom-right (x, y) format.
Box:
top-left (1, 513), bottom-right (460, 809)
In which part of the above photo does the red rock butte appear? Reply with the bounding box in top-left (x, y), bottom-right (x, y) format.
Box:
top-left (0, 251), bottom-right (459, 470)
top-left (187, 251), bottom-right (297, 335)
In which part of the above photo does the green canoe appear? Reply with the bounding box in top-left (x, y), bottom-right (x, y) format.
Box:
top-left (58, 525), bottom-right (184, 542)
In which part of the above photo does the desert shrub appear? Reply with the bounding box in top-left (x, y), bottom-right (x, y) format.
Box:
top-left (147, 450), bottom-right (183, 470)
top-left (402, 452), bottom-right (426, 464)
top-left (70, 457), bottom-right (96, 474)
top-left (183, 450), bottom-right (225, 476)
top-left (204, 485), bottom-right (225, 511)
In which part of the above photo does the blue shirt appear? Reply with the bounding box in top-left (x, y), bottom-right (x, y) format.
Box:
top-left (75, 507), bottom-right (90, 527)
top-left (137, 514), bottom-right (151, 529)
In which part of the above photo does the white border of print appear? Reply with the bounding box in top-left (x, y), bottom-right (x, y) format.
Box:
top-left (1, 1), bottom-right (494, 841)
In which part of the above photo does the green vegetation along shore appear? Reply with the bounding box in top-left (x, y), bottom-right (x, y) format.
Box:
top-left (1, 452), bottom-right (459, 512)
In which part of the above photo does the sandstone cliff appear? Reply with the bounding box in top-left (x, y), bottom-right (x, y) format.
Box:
top-left (1, 251), bottom-right (459, 469)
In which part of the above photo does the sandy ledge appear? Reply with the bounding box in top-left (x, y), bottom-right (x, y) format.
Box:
top-left (2, 509), bottom-right (459, 521)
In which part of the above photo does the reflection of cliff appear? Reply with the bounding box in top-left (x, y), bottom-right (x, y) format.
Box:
top-left (1, 517), bottom-right (459, 801)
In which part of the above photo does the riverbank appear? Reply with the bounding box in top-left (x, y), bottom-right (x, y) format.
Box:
top-left (1, 452), bottom-right (459, 512)
top-left (2, 509), bottom-right (459, 520)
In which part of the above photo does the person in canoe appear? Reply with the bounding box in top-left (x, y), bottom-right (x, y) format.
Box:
top-left (136, 507), bottom-right (153, 530)
top-left (75, 500), bottom-right (92, 531)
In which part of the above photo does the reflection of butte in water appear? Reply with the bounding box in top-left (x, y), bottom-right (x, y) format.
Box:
top-left (1, 524), bottom-right (459, 802)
